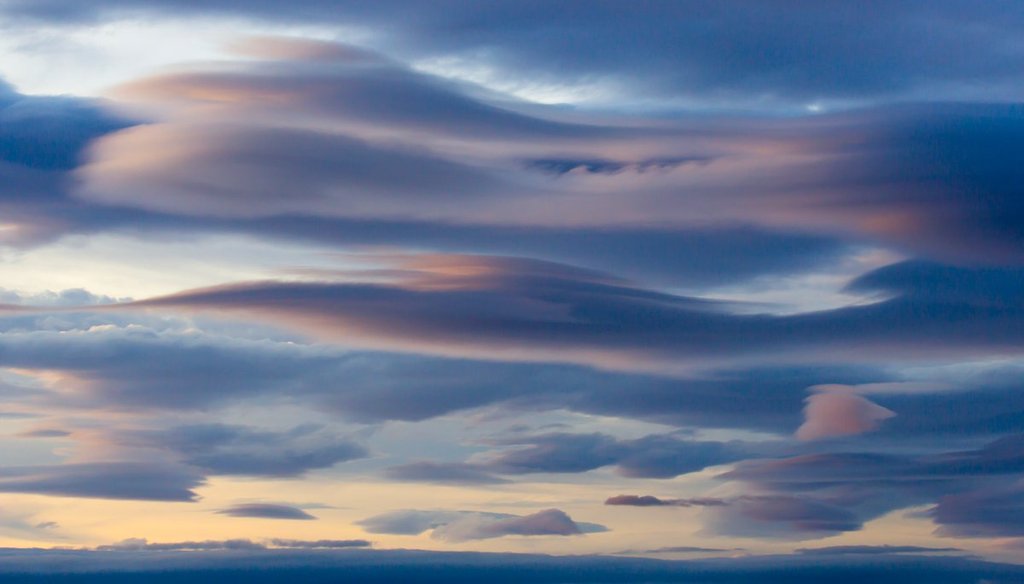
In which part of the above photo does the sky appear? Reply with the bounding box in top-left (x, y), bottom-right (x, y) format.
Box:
top-left (0, 1), bottom-right (1023, 581)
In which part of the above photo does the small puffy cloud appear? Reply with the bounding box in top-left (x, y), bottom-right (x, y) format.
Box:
top-left (97, 537), bottom-right (371, 551)
top-left (357, 509), bottom-right (606, 542)
top-left (432, 509), bottom-right (593, 542)
top-left (97, 538), bottom-right (266, 552)
top-left (795, 387), bottom-right (895, 441)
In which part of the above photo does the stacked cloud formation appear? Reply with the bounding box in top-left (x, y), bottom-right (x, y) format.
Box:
top-left (0, 2), bottom-right (1021, 578)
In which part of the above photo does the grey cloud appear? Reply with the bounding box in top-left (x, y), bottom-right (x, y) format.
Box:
top-left (0, 462), bottom-right (204, 501)
top-left (357, 509), bottom-right (458, 536)
top-left (619, 546), bottom-right (741, 555)
top-left (605, 495), bottom-right (727, 507)
top-left (5, 302), bottom-right (1020, 444)
top-left (482, 432), bottom-right (751, 479)
top-left (0, 325), bottom-right (339, 410)
top-left (106, 47), bottom-right (616, 142)
top-left (432, 509), bottom-right (599, 542)
top-left (127, 423), bottom-right (366, 477)
top-left (62, 42), bottom-right (1024, 265)
top-left (97, 538), bottom-right (265, 552)
top-left (0, 318), bottom-right (807, 431)
top-left (129, 256), bottom-right (1024, 368)
top-left (930, 483), bottom-right (1024, 538)
top-left (269, 538), bottom-right (371, 549)
top-left (705, 495), bottom-right (863, 539)
top-left (97, 537), bottom-right (372, 551)
top-left (796, 545), bottom-right (963, 556)
top-left (215, 504), bottom-right (316, 520)
top-left (358, 508), bottom-right (606, 542)
top-left (78, 123), bottom-right (506, 219)
top-left (709, 434), bottom-right (1024, 538)
top-left (3, 49), bottom-right (1024, 275)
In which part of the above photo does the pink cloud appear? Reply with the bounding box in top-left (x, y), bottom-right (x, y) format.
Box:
top-left (796, 388), bottom-right (895, 441)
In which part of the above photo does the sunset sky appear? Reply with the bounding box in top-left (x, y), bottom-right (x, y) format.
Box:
top-left (0, 1), bottom-right (1023, 581)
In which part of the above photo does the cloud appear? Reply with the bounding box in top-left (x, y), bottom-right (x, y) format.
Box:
top-left (930, 483), bottom-right (1024, 537)
top-left (0, 316), bottom-right (828, 433)
top-left (126, 256), bottom-right (1024, 369)
top-left (105, 42), bottom-right (611, 142)
top-left (7, 2), bottom-right (1024, 107)
top-left (0, 91), bottom-right (130, 171)
top-left (78, 123), bottom-right (507, 219)
top-left (795, 545), bottom-right (963, 556)
top-left (795, 388), bottom-right (895, 441)
top-left (604, 495), bottom-right (727, 507)
top-left (124, 423), bottom-right (366, 477)
top-left (268, 539), bottom-right (371, 549)
top-left (0, 84), bottom-right (141, 247)
top-left (0, 462), bottom-right (203, 501)
top-left (3, 299), bottom-right (1020, 448)
top-left (97, 537), bottom-right (372, 551)
top-left (97, 538), bottom-right (265, 552)
top-left (479, 432), bottom-right (752, 479)
top-left (58, 38), bottom-right (1024, 265)
top-left (704, 495), bottom-right (863, 539)
top-left (215, 504), bottom-right (316, 520)
top-left (0, 4), bottom-right (1021, 560)
top-left (357, 509), bottom-right (606, 542)
top-left (711, 434), bottom-right (1024, 537)
top-left (524, 156), bottom-right (712, 176)
top-left (618, 546), bottom-right (741, 555)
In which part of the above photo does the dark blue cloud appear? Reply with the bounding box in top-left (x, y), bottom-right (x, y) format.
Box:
top-left (930, 483), bottom-right (1024, 537)
top-left (0, 93), bottom-right (130, 170)
top-left (524, 156), bottom-right (712, 176)
top-left (5, 1), bottom-right (1024, 106)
